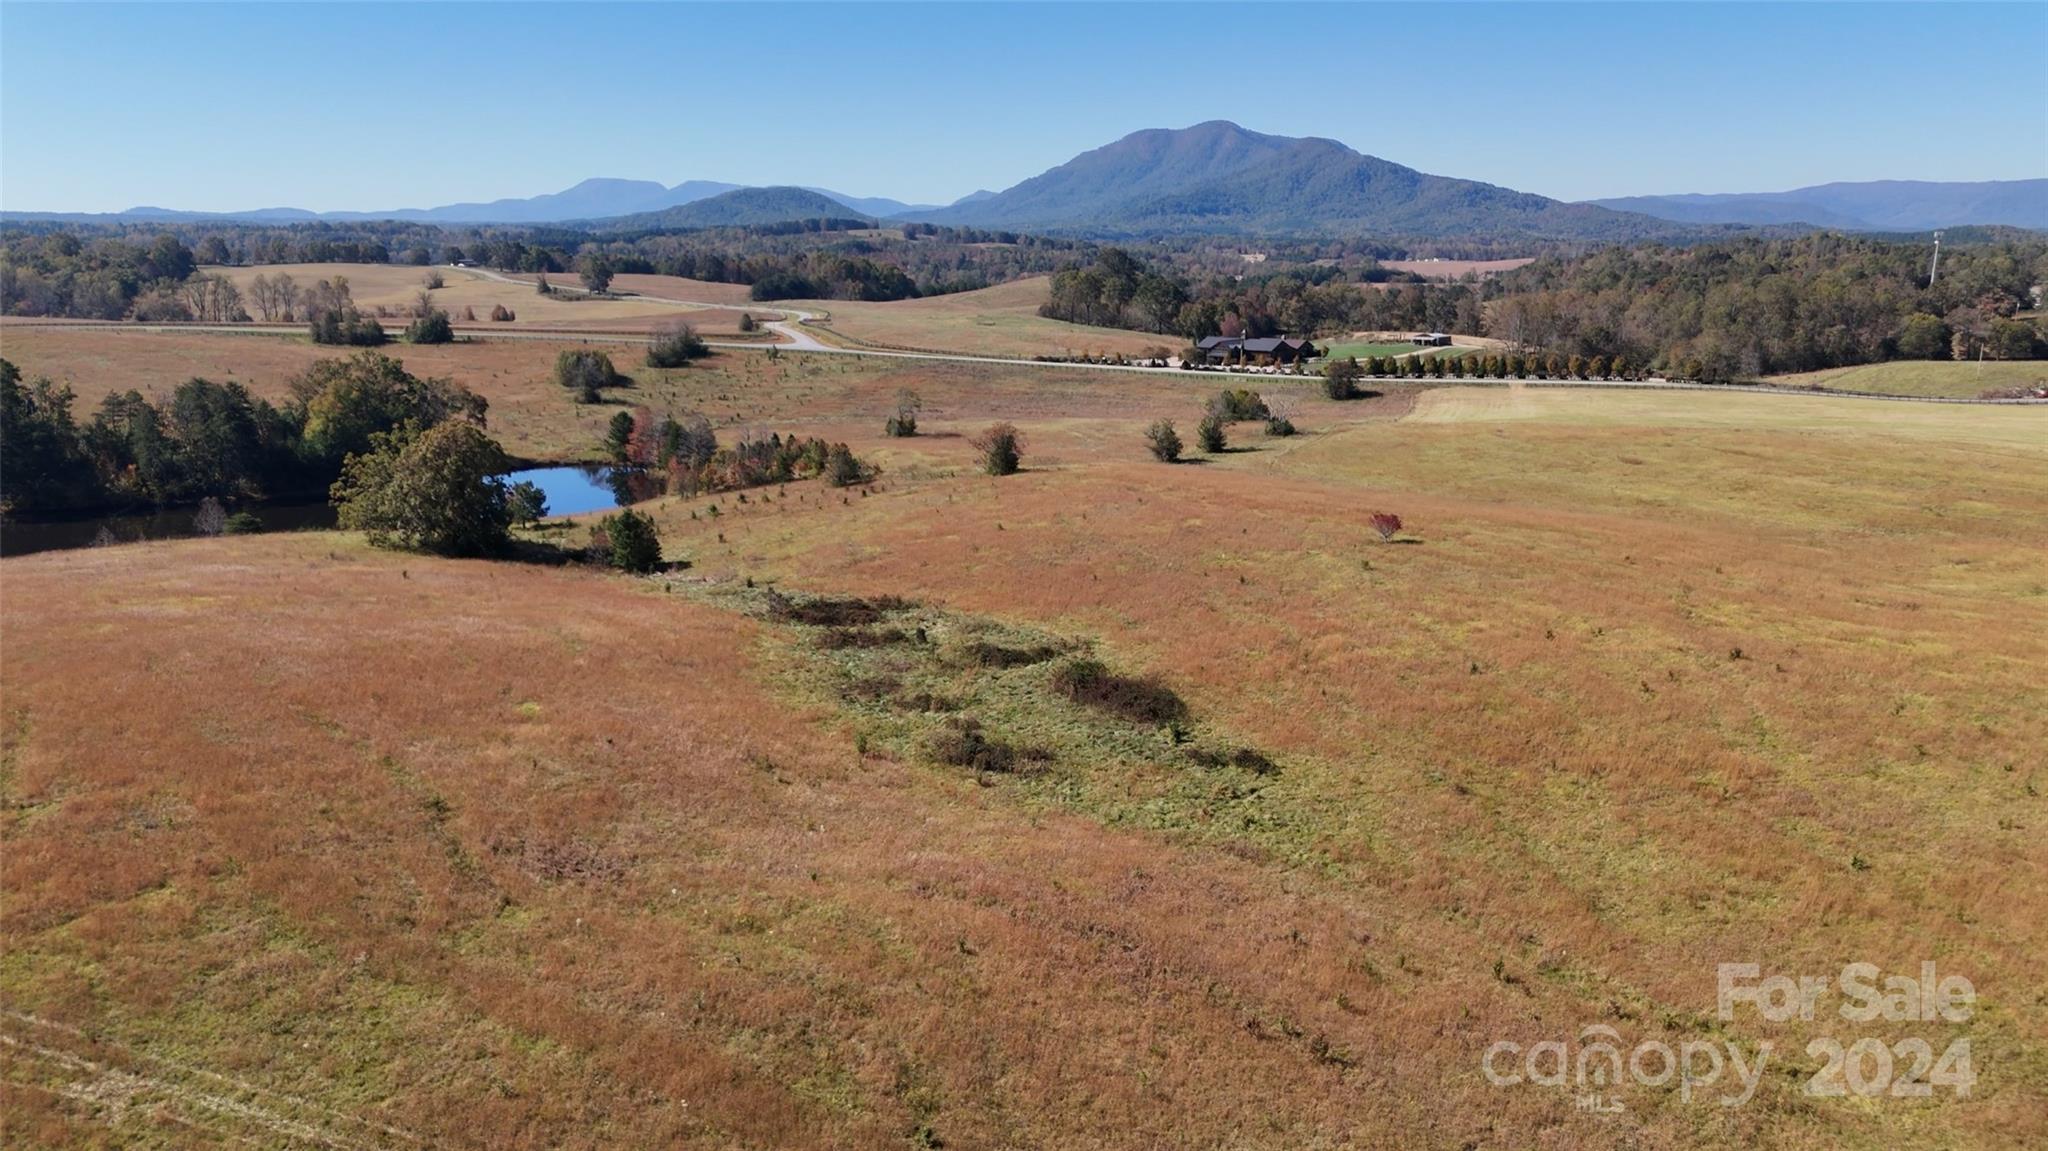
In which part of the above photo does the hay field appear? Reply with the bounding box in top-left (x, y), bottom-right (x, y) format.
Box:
top-left (1760, 359), bottom-right (2048, 399)
top-left (4, 346), bottom-right (2046, 1147)
top-left (207, 263), bottom-right (739, 331)
top-left (793, 277), bottom-right (1174, 358)
top-left (1381, 257), bottom-right (1536, 278)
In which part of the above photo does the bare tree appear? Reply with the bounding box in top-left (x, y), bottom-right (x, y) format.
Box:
top-left (272, 273), bottom-right (300, 321)
top-left (248, 272), bottom-right (276, 320)
top-left (193, 497), bottom-right (227, 537)
top-left (180, 274), bottom-right (247, 322)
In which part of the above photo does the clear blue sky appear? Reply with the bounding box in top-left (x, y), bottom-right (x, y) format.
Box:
top-left (3, 2), bottom-right (2043, 213)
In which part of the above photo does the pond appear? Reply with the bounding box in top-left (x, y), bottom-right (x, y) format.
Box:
top-left (502, 465), bottom-right (654, 517)
top-left (0, 466), bottom-right (650, 559)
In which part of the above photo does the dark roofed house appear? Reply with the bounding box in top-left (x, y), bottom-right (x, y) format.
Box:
top-left (1200, 335), bottom-right (1320, 366)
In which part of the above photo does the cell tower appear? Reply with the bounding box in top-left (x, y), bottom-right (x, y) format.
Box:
top-left (1928, 230), bottom-right (1944, 284)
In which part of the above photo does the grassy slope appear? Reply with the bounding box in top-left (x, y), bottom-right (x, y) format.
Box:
top-left (207, 263), bottom-right (734, 331)
top-left (1761, 360), bottom-right (2048, 399)
top-left (795, 278), bottom-right (1172, 359)
top-left (5, 355), bottom-right (2047, 1146)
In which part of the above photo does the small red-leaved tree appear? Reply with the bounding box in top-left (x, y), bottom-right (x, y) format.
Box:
top-left (1369, 512), bottom-right (1402, 542)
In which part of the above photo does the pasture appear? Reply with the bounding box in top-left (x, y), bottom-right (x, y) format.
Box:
top-left (1761, 359), bottom-right (2048, 399)
top-left (4, 328), bottom-right (2046, 1148)
top-left (207, 262), bottom-right (759, 335)
top-left (791, 277), bottom-right (1174, 359)
top-left (1380, 257), bottom-right (1536, 279)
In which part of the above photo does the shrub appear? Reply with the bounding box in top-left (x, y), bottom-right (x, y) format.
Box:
top-left (489, 304), bottom-right (515, 322)
top-left (1206, 388), bottom-right (1269, 422)
top-left (1265, 415), bottom-right (1297, 437)
top-left (1050, 657), bottom-right (1188, 726)
top-left (823, 443), bottom-right (867, 487)
top-left (508, 480), bottom-right (548, 525)
top-left (404, 308), bottom-right (454, 345)
top-left (970, 422), bottom-right (1023, 476)
top-left (647, 322), bottom-right (708, 368)
top-left (1369, 511), bottom-right (1402, 542)
top-left (223, 511), bottom-right (263, 535)
top-left (1196, 413), bottom-right (1227, 453)
top-left (763, 590), bottom-right (912, 626)
top-left (596, 508), bottom-right (662, 572)
top-left (884, 388), bottom-right (921, 437)
top-left (738, 312), bottom-right (759, 333)
top-left (924, 717), bottom-right (1017, 774)
top-left (1144, 418), bottom-right (1182, 462)
top-left (1323, 356), bottom-right (1362, 400)
top-left (308, 306), bottom-right (387, 346)
top-left (422, 270), bottom-right (445, 290)
top-left (554, 349), bottom-right (622, 402)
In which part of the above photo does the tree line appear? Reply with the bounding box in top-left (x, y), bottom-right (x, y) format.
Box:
top-left (1040, 246), bottom-right (1476, 340)
top-left (1484, 231), bottom-right (2048, 379)
top-left (0, 352), bottom-right (485, 517)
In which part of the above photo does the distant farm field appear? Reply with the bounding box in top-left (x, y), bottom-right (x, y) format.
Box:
top-left (1381, 257), bottom-right (1535, 278)
top-left (207, 262), bottom-right (750, 333)
top-left (1761, 359), bottom-right (2048, 399)
top-left (794, 277), bottom-right (1174, 359)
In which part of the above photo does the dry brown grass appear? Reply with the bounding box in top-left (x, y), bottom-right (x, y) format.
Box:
top-left (208, 263), bottom-right (722, 330)
top-left (3, 534), bottom-right (1675, 1149)
top-left (1382, 258), bottom-right (1536, 279)
top-left (0, 326), bottom-right (829, 462)
top-left (793, 277), bottom-right (1173, 359)
top-left (4, 341), bottom-right (2045, 1147)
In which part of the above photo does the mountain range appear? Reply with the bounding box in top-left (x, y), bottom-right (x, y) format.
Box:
top-left (4, 123), bottom-right (2038, 239)
top-left (910, 121), bottom-right (1669, 239)
top-left (1587, 179), bottom-right (2048, 232)
top-left (2, 180), bottom-right (947, 226)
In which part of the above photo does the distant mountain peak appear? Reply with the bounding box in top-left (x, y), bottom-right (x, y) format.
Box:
top-left (909, 121), bottom-right (1668, 240)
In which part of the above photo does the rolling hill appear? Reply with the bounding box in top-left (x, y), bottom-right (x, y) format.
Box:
top-left (598, 186), bottom-right (873, 230)
top-left (1589, 179), bottom-right (2048, 231)
top-left (906, 120), bottom-right (1680, 240)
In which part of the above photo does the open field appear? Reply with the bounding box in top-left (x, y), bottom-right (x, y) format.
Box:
top-left (791, 277), bottom-right (1176, 359)
top-left (207, 263), bottom-right (764, 336)
top-left (1761, 359), bottom-right (2048, 399)
top-left (5, 335), bottom-right (2048, 1147)
top-left (1381, 258), bottom-right (1537, 279)
top-left (0, 325), bottom-right (1273, 467)
top-left (0, 325), bottom-right (671, 461)
top-left (1321, 340), bottom-right (1432, 361)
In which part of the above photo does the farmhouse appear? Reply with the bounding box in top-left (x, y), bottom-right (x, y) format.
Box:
top-left (1198, 335), bottom-right (1320, 365)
